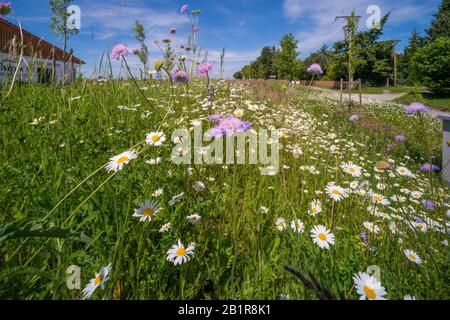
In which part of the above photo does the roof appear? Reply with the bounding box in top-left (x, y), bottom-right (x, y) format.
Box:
top-left (0, 19), bottom-right (85, 65)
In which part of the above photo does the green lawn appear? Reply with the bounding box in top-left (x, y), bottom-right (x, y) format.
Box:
top-left (332, 86), bottom-right (416, 95)
top-left (393, 92), bottom-right (450, 112)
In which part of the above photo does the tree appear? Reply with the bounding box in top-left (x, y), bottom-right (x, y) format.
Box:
top-left (49, 0), bottom-right (79, 81)
top-left (410, 37), bottom-right (450, 94)
top-left (275, 34), bottom-right (299, 80)
top-left (303, 44), bottom-right (333, 79)
top-left (426, 0), bottom-right (450, 41)
top-left (255, 46), bottom-right (278, 79)
top-left (133, 21), bottom-right (149, 76)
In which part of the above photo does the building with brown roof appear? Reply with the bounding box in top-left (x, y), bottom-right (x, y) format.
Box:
top-left (0, 19), bottom-right (85, 83)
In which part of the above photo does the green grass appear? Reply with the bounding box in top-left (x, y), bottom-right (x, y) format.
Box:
top-left (393, 92), bottom-right (450, 112)
top-left (0, 79), bottom-right (448, 300)
top-left (332, 86), bottom-right (416, 95)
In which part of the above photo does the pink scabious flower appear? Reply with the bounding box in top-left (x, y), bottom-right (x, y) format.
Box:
top-left (307, 63), bottom-right (323, 75)
top-left (420, 163), bottom-right (440, 172)
top-left (172, 70), bottom-right (189, 85)
top-left (349, 114), bottom-right (359, 122)
top-left (405, 102), bottom-right (430, 114)
top-left (181, 4), bottom-right (189, 14)
top-left (395, 135), bottom-right (406, 142)
top-left (208, 114), bottom-right (221, 122)
top-left (111, 44), bottom-right (132, 61)
top-left (197, 62), bottom-right (214, 76)
top-left (0, 2), bottom-right (12, 18)
top-left (210, 116), bottom-right (252, 138)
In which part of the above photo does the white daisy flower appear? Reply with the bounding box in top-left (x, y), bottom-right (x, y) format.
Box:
top-left (404, 249), bottom-right (422, 265)
top-left (310, 225), bottom-right (335, 250)
top-left (82, 264), bottom-right (112, 300)
top-left (341, 162), bottom-right (362, 177)
top-left (234, 109), bottom-right (244, 118)
top-left (309, 200), bottom-right (322, 216)
top-left (152, 188), bottom-right (164, 197)
top-left (290, 219), bottom-right (304, 234)
top-left (353, 271), bottom-right (387, 300)
top-left (146, 132), bottom-right (166, 146)
top-left (370, 193), bottom-right (390, 206)
top-left (349, 181), bottom-right (359, 189)
top-left (411, 191), bottom-right (423, 199)
top-left (275, 217), bottom-right (287, 231)
top-left (187, 213), bottom-right (201, 225)
top-left (193, 181), bottom-right (206, 191)
top-left (404, 294), bottom-right (416, 300)
top-left (326, 184), bottom-right (348, 202)
top-left (159, 222), bottom-right (172, 233)
top-left (390, 195), bottom-right (406, 203)
top-left (389, 222), bottom-right (398, 234)
top-left (146, 157), bottom-right (162, 165)
top-left (133, 200), bottom-right (161, 222)
top-left (259, 206), bottom-right (269, 214)
top-left (167, 239), bottom-right (195, 266)
top-left (363, 221), bottom-right (380, 234)
top-left (106, 150), bottom-right (137, 172)
top-left (169, 192), bottom-right (185, 206)
top-left (396, 166), bottom-right (413, 177)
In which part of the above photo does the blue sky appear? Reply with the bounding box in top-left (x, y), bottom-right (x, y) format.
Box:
top-left (5, 0), bottom-right (442, 78)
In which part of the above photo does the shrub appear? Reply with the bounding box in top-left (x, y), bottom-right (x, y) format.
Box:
top-left (410, 37), bottom-right (450, 95)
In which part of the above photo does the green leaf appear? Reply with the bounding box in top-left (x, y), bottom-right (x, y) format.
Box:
top-left (0, 219), bottom-right (90, 244)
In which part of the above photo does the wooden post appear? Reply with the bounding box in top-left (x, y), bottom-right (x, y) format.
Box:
top-left (358, 79), bottom-right (362, 107)
top-left (340, 78), bottom-right (343, 106)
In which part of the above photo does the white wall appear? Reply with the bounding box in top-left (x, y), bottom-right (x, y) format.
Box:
top-left (0, 52), bottom-right (80, 84)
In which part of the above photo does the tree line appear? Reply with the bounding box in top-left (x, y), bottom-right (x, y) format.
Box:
top-left (234, 0), bottom-right (449, 94)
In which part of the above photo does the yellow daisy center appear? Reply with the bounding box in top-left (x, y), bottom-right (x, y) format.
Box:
top-left (318, 233), bottom-right (327, 241)
top-left (142, 208), bottom-right (154, 217)
top-left (151, 135), bottom-right (161, 142)
top-left (332, 189), bottom-right (341, 195)
top-left (117, 156), bottom-right (129, 164)
top-left (373, 195), bottom-right (382, 202)
top-left (408, 254), bottom-right (416, 261)
top-left (311, 208), bottom-right (318, 213)
top-left (94, 274), bottom-right (104, 286)
top-left (349, 167), bottom-right (356, 173)
top-left (363, 285), bottom-right (377, 300)
top-left (176, 247), bottom-right (186, 256)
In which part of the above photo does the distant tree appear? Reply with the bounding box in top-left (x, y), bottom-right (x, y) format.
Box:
top-left (275, 34), bottom-right (299, 80)
top-left (233, 71), bottom-right (243, 79)
top-left (399, 29), bottom-right (429, 83)
top-left (49, 0), bottom-right (79, 79)
top-left (426, 0), bottom-right (450, 41)
top-left (255, 46), bottom-right (278, 79)
top-left (303, 44), bottom-right (333, 79)
top-left (133, 21), bottom-right (149, 75)
top-left (410, 37), bottom-right (450, 94)
top-left (330, 12), bottom-right (394, 86)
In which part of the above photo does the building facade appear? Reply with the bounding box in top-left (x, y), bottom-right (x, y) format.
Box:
top-left (0, 19), bottom-right (85, 84)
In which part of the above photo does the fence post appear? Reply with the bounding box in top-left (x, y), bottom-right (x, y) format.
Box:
top-left (358, 79), bottom-right (362, 107)
top-left (340, 78), bottom-right (343, 106)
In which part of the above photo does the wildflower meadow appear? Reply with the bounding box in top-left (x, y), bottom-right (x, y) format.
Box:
top-left (0, 1), bottom-right (449, 302)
